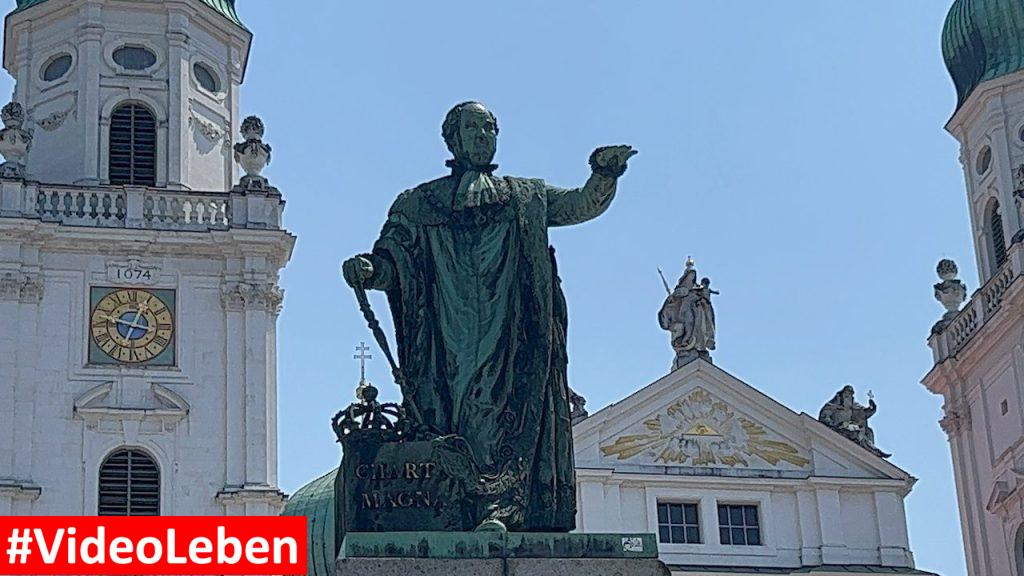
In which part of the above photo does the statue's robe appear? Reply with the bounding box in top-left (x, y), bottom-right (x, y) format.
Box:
top-left (367, 171), bottom-right (616, 531)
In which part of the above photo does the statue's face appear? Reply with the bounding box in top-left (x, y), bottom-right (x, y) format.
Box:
top-left (456, 105), bottom-right (497, 167)
top-left (841, 387), bottom-right (854, 404)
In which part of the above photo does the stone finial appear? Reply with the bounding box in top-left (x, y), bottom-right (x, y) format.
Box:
top-left (233, 115), bottom-right (273, 191)
top-left (658, 258), bottom-right (718, 370)
top-left (0, 101), bottom-right (32, 179)
top-left (819, 386), bottom-right (890, 458)
top-left (934, 259), bottom-right (967, 323)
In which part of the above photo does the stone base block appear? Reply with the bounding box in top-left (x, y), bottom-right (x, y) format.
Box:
top-left (335, 557), bottom-right (670, 576)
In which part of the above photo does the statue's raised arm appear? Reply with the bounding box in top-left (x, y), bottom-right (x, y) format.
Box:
top-left (546, 145), bottom-right (637, 227)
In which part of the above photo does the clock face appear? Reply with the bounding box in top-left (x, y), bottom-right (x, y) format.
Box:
top-left (89, 287), bottom-right (176, 366)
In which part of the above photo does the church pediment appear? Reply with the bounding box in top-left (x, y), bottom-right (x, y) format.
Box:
top-left (574, 360), bottom-right (911, 482)
top-left (596, 385), bottom-right (811, 472)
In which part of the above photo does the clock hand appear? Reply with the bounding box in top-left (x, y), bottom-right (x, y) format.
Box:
top-left (126, 303), bottom-right (149, 340)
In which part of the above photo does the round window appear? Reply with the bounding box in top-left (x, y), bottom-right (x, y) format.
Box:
top-left (41, 54), bottom-right (72, 82)
top-left (977, 146), bottom-right (993, 175)
top-left (112, 46), bottom-right (157, 71)
top-left (193, 62), bottom-right (219, 93)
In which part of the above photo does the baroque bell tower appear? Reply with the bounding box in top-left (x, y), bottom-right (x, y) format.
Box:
top-left (0, 0), bottom-right (293, 517)
top-left (925, 1), bottom-right (1024, 574)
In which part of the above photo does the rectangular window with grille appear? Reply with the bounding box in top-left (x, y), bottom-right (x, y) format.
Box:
top-left (657, 502), bottom-right (701, 544)
top-left (717, 504), bottom-right (761, 546)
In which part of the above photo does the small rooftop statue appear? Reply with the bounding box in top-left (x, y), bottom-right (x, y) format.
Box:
top-left (933, 259), bottom-right (967, 331)
top-left (818, 385), bottom-right (890, 458)
top-left (659, 258), bottom-right (718, 369)
top-left (233, 115), bottom-right (273, 191)
top-left (0, 102), bottom-right (32, 179)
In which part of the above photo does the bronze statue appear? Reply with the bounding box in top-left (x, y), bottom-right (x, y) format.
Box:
top-left (342, 101), bottom-right (636, 531)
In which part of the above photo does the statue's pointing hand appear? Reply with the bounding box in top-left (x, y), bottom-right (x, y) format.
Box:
top-left (590, 145), bottom-right (638, 179)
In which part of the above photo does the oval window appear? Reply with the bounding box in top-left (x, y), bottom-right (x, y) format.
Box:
top-left (41, 54), bottom-right (72, 82)
top-left (112, 46), bottom-right (157, 71)
top-left (977, 146), bottom-right (993, 175)
top-left (193, 62), bottom-right (219, 93)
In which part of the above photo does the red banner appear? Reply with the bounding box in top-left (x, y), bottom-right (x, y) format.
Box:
top-left (0, 517), bottom-right (307, 575)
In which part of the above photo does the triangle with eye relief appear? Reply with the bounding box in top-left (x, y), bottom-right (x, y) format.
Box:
top-left (573, 359), bottom-right (911, 481)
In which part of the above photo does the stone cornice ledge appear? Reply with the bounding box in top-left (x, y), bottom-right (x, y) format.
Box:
top-left (216, 485), bottom-right (288, 505)
top-left (0, 480), bottom-right (42, 501)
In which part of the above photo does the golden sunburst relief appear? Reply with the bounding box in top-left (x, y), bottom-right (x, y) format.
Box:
top-left (600, 388), bottom-right (810, 468)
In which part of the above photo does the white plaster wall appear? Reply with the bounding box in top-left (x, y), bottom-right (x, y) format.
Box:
top-left (5, 1), bottom-right (247, 190)
top-left (0, 223), bottom-right (290, 518)
top-left (948, 72), bottom-right (1024, 282)
top-left (926, 288), bottom-right (1024, 575)
top-left (574, 470), bottom-right (914, 570)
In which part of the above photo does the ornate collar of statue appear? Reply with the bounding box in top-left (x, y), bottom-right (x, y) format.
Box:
top-left (447, 158), bottom-right (509, 211)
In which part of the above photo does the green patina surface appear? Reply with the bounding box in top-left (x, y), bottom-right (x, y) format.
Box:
top-left (13, 0), bottom-right (244, 28)
top-left (943, 0), bottom-right (1024, 108)
top-left (341, 532), bottom-right (659, 560)
top-left (282, 469), bottom-right (336, 576)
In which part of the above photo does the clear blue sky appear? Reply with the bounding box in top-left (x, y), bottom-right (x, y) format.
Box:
top-left (247, 2), bottom-right (967, 574)
top-left (11, 1), bottom-right (973, 574)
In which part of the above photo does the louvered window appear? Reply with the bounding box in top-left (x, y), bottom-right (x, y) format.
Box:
top-left (990, 200), bottom-right (1008, 270)
top-left (98, 449), bottom-right (160, 516)
top-left (109, 104), bottom-right (156, 186)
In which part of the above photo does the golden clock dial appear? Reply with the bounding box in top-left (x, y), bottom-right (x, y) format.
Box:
top-left (90, 288), bottom-right (174, 364)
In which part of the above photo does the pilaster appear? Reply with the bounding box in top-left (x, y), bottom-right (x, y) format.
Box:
top-left (76, 2), bottom-right (104, 186)
top-left (814, 488), bottom-right (847, 565)
top-left (221, 276), bottom-right (284, 489)
top-left (795, 489), bottom-right (822, 566)
top-left (166, 11), bottom-right (190, 190)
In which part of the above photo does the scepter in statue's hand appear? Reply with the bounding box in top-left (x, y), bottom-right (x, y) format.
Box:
top-left (657, 268), bottom-right (672, 295)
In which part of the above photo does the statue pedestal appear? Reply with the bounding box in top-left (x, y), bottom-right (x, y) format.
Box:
top-left (335, 532), bottom-right (670, 576)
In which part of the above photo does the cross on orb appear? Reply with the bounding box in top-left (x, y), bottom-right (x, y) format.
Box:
top-left (354, 341), bottom-right (372, 382)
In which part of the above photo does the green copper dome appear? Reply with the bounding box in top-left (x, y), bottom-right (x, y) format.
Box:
top-left (943, 0), bottom-right (1024, 109)
top-left (13, 0), bottom-right (243, 28)
top-left (282, 468), bottom-right (338, 576)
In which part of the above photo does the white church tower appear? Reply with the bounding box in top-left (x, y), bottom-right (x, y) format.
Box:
top-left (925, 1), bottom-right (1024, 574)
top-left (0, 0), bottom-right (293, 517)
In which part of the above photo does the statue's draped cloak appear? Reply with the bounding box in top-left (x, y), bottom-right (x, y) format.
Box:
top-left (370, 173), bottom-right (615, 531)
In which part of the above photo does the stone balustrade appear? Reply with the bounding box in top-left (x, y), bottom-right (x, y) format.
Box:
top-left (0, 179), bottom-right (283, 230)
top-left (930, 242), bottom-right (1024, 362)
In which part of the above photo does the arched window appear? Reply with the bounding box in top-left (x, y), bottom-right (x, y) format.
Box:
top-left (109, 103), bottom-right (156, 186)
top-left (988, 199), bottom-right (1008, 271)
top-left (98, 448), bottom-right (160, 516)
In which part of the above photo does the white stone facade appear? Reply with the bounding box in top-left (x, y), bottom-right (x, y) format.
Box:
top-left (923, 66), bottom-right (1024, 576)
top-left (575, 361), bottom-right (920, 574)
top-left (944, 71), bottom-right (1024, 283)
top-left (0, 0), bottom-right (293, 519)
top-left (3, 0), bottom-right (251, 190)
